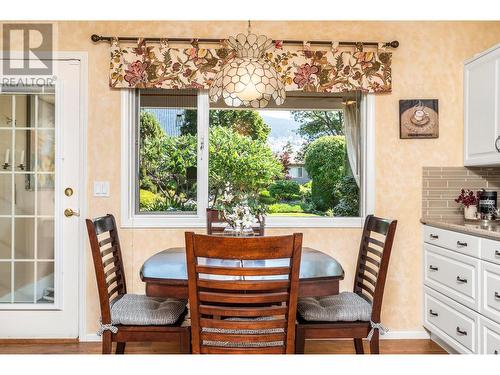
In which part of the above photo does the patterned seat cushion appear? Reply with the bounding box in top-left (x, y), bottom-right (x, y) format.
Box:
top-left (202, 317), bottom-right (284, 348)
top-left (297, 292), bottom-right (372, 322)
top-left (110, 294), bottom-right (187, 326)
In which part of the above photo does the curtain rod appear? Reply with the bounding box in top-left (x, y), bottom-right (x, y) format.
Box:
top-left (90, 34), bottom-right (399, 49)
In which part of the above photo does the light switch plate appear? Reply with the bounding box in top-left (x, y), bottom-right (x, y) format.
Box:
top-left (93, 181), bottom-right (110, 197)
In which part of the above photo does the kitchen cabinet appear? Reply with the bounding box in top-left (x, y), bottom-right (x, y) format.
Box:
top-left (422, 224), bottom-right (500, 353)
top-left (464, 44), bottom-right (500, 166)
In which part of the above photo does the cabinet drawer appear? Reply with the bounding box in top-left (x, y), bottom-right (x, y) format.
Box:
top-left (424, 226), bottom-right (480, 258)
top-left (424, 286), bottom-right (479, 353)
top-left (424, 243), bottom-right (480, 310)
top-left (479, 316), bottom-right (500, 354)
top-left (481, 238), bottom-right (500, 266)
top-left (480, 262), bottom-right (500, 324)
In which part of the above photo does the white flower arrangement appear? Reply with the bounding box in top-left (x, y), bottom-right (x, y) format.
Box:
top-left (215, 183), bottom-right (263, 232)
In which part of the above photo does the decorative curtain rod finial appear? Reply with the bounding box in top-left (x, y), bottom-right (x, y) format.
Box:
top-left (91, 34), bottom-right (102, 43)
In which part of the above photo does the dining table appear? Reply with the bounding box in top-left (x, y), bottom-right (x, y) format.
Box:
top-left (140, 247), bottom-right (345, 299)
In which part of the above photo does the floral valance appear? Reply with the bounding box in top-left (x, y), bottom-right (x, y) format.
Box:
top-left (109, 39), bottom-right (392, 93)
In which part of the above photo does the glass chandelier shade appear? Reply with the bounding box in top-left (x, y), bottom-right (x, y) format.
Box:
top-left (209, 33), bottom-right (286, 108)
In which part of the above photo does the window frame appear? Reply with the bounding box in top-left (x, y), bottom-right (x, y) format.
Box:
top-left (121, 89), bottom-right (374, 228)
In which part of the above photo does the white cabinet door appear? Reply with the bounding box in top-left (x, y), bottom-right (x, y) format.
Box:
top-left (480, 261), bottom-right (500, 325)
top-left (464, 44), bottom-right (500, 166)
top-left (479, 316), bottom-right (500, 354)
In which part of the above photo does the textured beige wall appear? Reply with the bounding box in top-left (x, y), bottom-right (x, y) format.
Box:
top-left (36, 21), bottom-right (500, 335)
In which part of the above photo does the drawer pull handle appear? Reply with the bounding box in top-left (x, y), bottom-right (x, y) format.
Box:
top-left (429, 309), bottom-right (438, 317)
top-left (495, 292), bottom-right (500, 299)
top-left (456, 276), bottom-right (468, 283)
top-left (495, 251), bottom-right (500, 257)
top-left (429, 265), bottom-right (439, 271)
top-left (429, 234), bottom-right (439, 240)
top-left (456, 241), bottom-right (468, 248)
top-left (456, 327), bottom-right (467, 336)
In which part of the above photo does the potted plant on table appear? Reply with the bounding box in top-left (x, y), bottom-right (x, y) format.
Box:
top-left (214, 183), bottom-right (266, 236)
top-left (455, 189), bottom-right (480, 220)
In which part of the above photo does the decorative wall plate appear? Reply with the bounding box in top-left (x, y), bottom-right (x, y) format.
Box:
top-left (399, 99), bottom-right (439, 139)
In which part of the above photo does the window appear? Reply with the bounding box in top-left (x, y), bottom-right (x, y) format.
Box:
top-left (122, 90), bottom-right (374, 228)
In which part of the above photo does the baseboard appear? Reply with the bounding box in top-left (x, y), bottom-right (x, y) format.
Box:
top-left (80, 334), bottom-right (101, 342)
top-left (80, 330), bottom-right (430, 343)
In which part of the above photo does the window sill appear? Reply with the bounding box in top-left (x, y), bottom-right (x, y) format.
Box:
top-left (120, 215), bottom-right (363, 229)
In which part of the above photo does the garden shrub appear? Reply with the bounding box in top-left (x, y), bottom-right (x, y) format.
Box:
top-left (258, 189), bottom-right (276, 205)
top-left (268, 179), bottom-right (301, 201)
top-left (139, 189), bottom-right (160, 209)
top-left (267, 203), bottom-right (304, 214)
top-left (333, 175), bottom-right (360, 217)
top-left (304, 136), bottom-right (346, 211)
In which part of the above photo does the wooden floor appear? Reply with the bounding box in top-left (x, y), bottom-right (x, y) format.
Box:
top-left (0, 339), bottom-right (446, 354)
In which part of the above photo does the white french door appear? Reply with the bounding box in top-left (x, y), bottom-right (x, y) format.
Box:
top-left (0, 59), bottom-right (83, 338)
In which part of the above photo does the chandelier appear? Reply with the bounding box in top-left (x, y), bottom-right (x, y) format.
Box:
top-left (209, 24), bottom-right (286, 108)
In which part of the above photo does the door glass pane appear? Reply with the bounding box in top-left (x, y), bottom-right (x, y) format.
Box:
top-left (14, 218), bottom-right (34, 259)
top-left (36, 262), bottom-right (54, 303)
top-left (0, 262), bottom-right (11, 303)
top-left (0, 129), bottom-right (12, 171)
top-left (0, 174), bottom-right (12, 215)
top-left (14, 95), bottom-right (30, 128)
top-left (37, 95), bottom-right (55, 128)
top-left (0, 218), bottom-right (11, 259)
top-left (37, 219), bottom-right (54, 260)
top-left (14, 174), bottom-right (35, 215)
top-left (37, 129), bottom-right (55, 172)
top-left (0, 96), bottom-right (12, 127)
top-left (14, 261), bottom-right (34, 303)
top-left (0, 89), bottom-right (56, 307)
top-left (37, 179), bottom-right (55, 216)
top-left (15, 129), bottom-right (34, 172)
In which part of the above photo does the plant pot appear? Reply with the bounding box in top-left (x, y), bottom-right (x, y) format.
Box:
top-left (464, 205), bottom-right (477, 220)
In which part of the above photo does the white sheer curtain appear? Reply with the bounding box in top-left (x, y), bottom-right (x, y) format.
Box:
top-left (343, 100), bottom-right (361, 187)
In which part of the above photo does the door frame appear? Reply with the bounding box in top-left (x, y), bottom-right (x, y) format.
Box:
top-left (47, 51), bottom-right (89, 339)
top-left (55, 52), bottom-right (88, 341)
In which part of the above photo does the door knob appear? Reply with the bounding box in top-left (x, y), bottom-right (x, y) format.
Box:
top-left (64, 208), bottom-right (80, 217)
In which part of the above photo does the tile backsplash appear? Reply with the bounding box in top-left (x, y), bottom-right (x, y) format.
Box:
top-left (422, 167), bottom-right (500, 220)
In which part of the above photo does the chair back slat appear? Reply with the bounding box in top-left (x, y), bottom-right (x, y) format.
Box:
top-left (191, 234), bottom-right (294, 260)
top-left (353, 215), bottom-right (397, 322)
top-left (206, 208), bottom-right (265, 236)
top-left (186, 232), bottom-right (302, 354)
top-left (86, 214), bottom-right (127, 324)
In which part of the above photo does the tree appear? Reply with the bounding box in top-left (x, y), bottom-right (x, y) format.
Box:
top-left (304, 136), bottom-right (346, 211)
top-left (139, 111), bottom-right (198, 211)
top-left (181, 109), bottom-right (271, 142)
top-left (292, 110), bottom-right (344, 140)
top-left (209, 126), bottom-right (282, 205)
top-left (293, 110), bottom-right (344, 161)
top-left (277, 141), bottom-right (293, 178)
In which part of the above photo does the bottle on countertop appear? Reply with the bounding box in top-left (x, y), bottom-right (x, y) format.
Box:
top-left (478, 189), bottom-right (497, 216)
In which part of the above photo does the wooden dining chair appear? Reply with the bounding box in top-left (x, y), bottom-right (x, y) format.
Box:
top-left (206, 208), bottom-right (265, 236)
top-left (295, 215), bottom-right (397, 354)
top-left (86, 214), bottom-right (191, 354)
top-left (185, 232), bottom-right (303, 354)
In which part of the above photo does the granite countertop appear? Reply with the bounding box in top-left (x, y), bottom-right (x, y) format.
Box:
top-left (421, 217), bottom-right (500, 241)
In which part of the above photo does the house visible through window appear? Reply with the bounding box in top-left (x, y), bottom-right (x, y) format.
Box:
top-left (136, 90), bottom-right (363, 220)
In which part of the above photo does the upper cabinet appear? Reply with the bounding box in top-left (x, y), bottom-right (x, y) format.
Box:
top-left (464, 44), bottom-right (500, 166)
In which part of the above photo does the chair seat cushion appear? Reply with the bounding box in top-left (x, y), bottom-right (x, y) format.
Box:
top-left (297, 292), bottom-right (372, 322)
top-left (110, 294), bottom-right (187, 326)
top-left (202, 317), bottom-right (284, 348)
